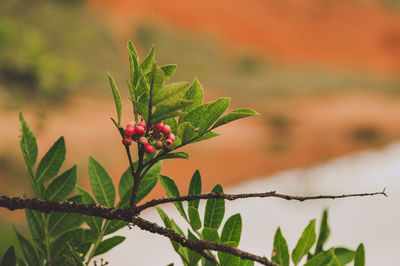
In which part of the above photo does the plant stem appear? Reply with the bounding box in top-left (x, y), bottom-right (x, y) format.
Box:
top-left (42, 214), bottom-right (52, 265)
top-left (85, 221), bottom-right (110, 265)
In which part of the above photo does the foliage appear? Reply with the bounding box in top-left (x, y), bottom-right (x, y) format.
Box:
top-left (0, 41), bottom-right (366, 266)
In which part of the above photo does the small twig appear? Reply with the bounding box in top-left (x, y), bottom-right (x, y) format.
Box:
top-left (136, 189), bottom-right (387, 213)
top-left (0, 194), bottom-right (276, 265)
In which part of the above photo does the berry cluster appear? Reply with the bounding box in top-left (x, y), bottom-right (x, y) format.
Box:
top-left (122, 120), bottom-right (176, 153)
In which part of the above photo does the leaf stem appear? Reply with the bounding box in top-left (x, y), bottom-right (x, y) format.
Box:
top-left (85, 221), bottom-right (110, 265)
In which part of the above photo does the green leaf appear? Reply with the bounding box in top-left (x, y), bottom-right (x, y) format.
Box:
top-left (182, 77), bottom-right (204, 114)
top-left (181, 103), bottom-right (210, 129)
top-left (198, 97), bottom-right (230, 135)
top-left (104, 220), bottom-right (127, 235)
top-left (191, 131), bottom-right (220, 144)
top-left (221, 214), bottom-right (242, 247)
top-left (202, 227), bottom-right (219, 242)
top-left (94, 236), bottom-right (126, 256)
top-left (328, 248), bottom-right (354, 266)
top-left (24, 209), bottom-right (45, 253)
top-left (16, 258), bottom-right (26, 266)
top-left (140, 44), bottom-right (155, 73)
top-left (188, 206), bottom-right (202, 231)
top-left (45, 165), bottom-right (77, 201)
top-left (19, 113), bottom-right (38, 170)
top-left (315, 209), bottom-right (330, 254)
top-left (36, 136), bottom-right (66, 184)
top-left (88, 156), bottom-right (115, 207)
top-left (48, 195), bottom-right (84, 238)
top-left (272, 227), bottom-right (289, 266)
top-left (108, 73), bottom-right (123, 126)
top-left (148, 63), bottom-right (166, 97)
top-left (153, 82), bottom-right (188, 106)
top-left (188, 170), bottom-right (201, 209)
top-left (128, 40), bottom-right (139, 60)
top-left (152, 99), bottom-right (193, 124)
top-left (292, 219), bottom-right (317, 265)
top-left (13, 227), bottom-right (39, 266)
top-left (128, 41), bottom-right (140, 86)
top-left (157, 152), bottom-right (190, 161)
top-left (304, 250), bottom-right (333, 266)
top-left (212, 108), bottom-right (259, 129)
top-left (75, 186), bottom-right (103, 233)
top-left (51, 229), bottom-right (96, 260)
top-left (177, 122), bottom-right (195, 144)
top-left (66, 243), bottom-right (84, 266)
top-left (160, 64), bottom-right (177, 79)
top-left (218, 241), bottom-right (240, 266)
top-left (164, 118), bottom-right (178, 133)
top-left (1, 246), bottom-right (16, 266)
top-left (204, 184), bottom-right (225, 229)
top-left (159, 175), bottom-right (187, 220)
top-left (354, 244), bottom-right (365, 266)
top-left (187, 230), bottom-right (202, 266)
top-left (239, 259), bottom-right (254, 266)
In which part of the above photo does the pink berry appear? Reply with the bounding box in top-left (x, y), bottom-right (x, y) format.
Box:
top-left (139, 137), bottom-right (148, 146)
top-left (124, 127), bottom-right (135, 137)
top-left (154, 141), bottom-right (163, 150)
top-left (144, 144), bottom-right (154, 153)
top-left (122, 137), bottom-right (132, 146)
top-left (154, 121), bottom-right (164, 132)
top-left (134, 126), bottom-right (145, 136)
top-left (127, 121), bottom-right (136, 128)
top-left (167, 133), bottom-right (175, 142)
top-left (165, 139), bottom-right (173, 147)
top-left (139, 121), bottom-right (146, 129)
top-left (161, 125), bottom-right (171, 135)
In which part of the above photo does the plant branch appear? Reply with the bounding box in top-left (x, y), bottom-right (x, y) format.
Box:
top-left (136, 189), bottom-right (387, 213)
top-left (0, 194), bottom-right (276, 265)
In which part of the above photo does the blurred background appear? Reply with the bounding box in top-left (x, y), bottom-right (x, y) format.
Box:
top-left (0, 0), bottom-right (399, 264)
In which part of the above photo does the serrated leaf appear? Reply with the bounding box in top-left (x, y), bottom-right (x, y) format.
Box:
top-left (212, 108), bottom-right (259, 129)
top-left (161, 64), bottom-right (177, 79)
top-left (159, 175), bottom-right (187, 220)
top-left (108, 73), bottom-right (122, 126)
top-left (45, 165), bottom-right (77, 201)
top-left (202, 227), bottom-right (219, 242)
top-left (191, 131), bottom-right (220, 144)
top-left (152, 82), bottom-right (188, 106)
top-left (188, 170), bottom-right (201, 209)
top-left (19, 113), bottom-right (38, 170)
top-left (94, 236), bottom-right (126, 256)
top-left (218, 241), bottom-right (240, 266)
top-left (315, 209), bottom-right (330, 254)
top-left (221, 214), bottom-right (242, 247)
top-left (157, 152), bottom-right (190, 161)
top-left (272, 227), bottom-right (289, 266)
top-left (152, 99), bottom-right (193, 124)
top-left (13, 227), bottom-right (39, 266)
top-left (182, 77), bottom-right (204, 114)
top-left (292, 220), bottom-right (316, 265)
top-left (36, 137), bottom-right (65, 184)
top-left (198, 98), bottom-right (230, 135)
top-left (188, 207), bottom-right (202, 231)
top-left (304, 249), bottom-right (332, 266)
top-left (88, 156), bottom-right (115, 207)
top-left (140, 44), bottom-right (155, 73)
top-left (1, 246), bottom-right (16, 266)
top-left (75, 186), bottom-right (103, 233)
top-left (204, 184), bottom-right (225, 229)
top-left (177, 122), bottom-right (195, 144)
top-left (354, 244), bottom-right (365, 266)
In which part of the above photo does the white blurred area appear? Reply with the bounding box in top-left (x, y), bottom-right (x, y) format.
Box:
top-left (104, 143), bottom-right (400, 265)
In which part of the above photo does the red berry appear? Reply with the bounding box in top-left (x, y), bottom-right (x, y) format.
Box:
top-left (122, 137), bottom-right (132, 146)
top-left (139, 137), bottom-right (148, 146)
top-left (139, 121), bottom-right (146, 129)
top-left (165, 139), bottom-right (173, 147)
top-left (154, 141), bottom-right (163, 150)
top-left (144, 144), bottom-right (154, 153)
top-left (127, 121), bottom-right (136, 128)
top-left (167, 133), bottom-right (175, 142)
top-left (124, 127), bottom-right (135, 137)
top-left (154, 132), bottom-right (163, 140)
top-left (134, 126), bottom-right (145, 136)
top-left (161, 125), bottom-right (171, 135)
top-left (154, 121), bottom-right (164, 132)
